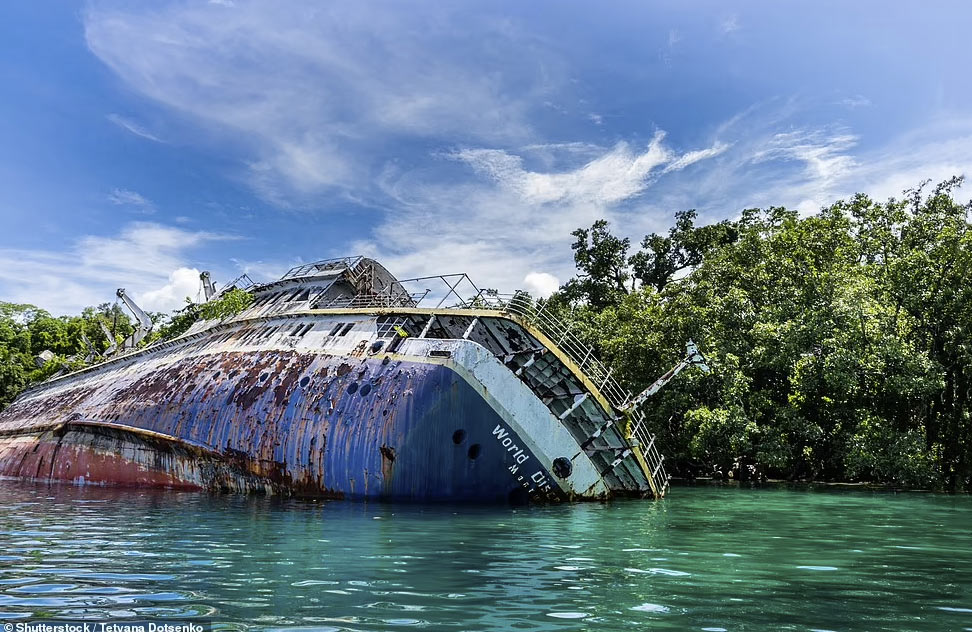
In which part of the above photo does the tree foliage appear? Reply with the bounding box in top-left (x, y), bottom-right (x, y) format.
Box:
top-left (553, 178), bottom-right (972, 490)
top-left (198, 288), bottom-right (253, 321)
top-left (0, 287), bottom-right (254, 411)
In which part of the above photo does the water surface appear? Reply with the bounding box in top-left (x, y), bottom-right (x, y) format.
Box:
top-left (1, 482), bottom-right (970, 631)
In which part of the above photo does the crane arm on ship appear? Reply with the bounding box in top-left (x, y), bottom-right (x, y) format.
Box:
top-left (200, 271), bottom-right (216, 302)
top-left (620, 340), bottom-right (711, 413)
top-left (80, 330), bottom-right (100, 364)
top-left (116, 288), bottom-right (154, 350)
top-left (99, 320), bottom-right (118, 357)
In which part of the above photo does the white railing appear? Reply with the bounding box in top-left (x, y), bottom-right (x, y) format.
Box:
top-left (473, 293), bottom-right (669, 497)
top-left (306, 285), bottom-right (670, 496)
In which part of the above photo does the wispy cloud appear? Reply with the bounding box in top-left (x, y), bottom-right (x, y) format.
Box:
top-left (84, 2), bottom-right (559, 205)
top-left (753, 129), bottom-right (858, 189)
top-left (228, 257), bottom-right (297, 283)
top-left (721, 15), bottom-right (740, 35)
top-left (0, 223), bottom-right (236, 315)
top-left (75, 1), bottom-right (972, 302)
top-left (667, 28), bottom-right (681, 48)
top-left (453, 133), bottom-right (725, 206)
top-left (107, 188), bottom-right (154, 213)
top-left (106, 113), bottom-right (163, 142)
top-left (650, 107), bottom-right (972, 218)
top-left (353, 134), bottom-right (729, 294)
top-left (840, 95), bottom-right (872, 108)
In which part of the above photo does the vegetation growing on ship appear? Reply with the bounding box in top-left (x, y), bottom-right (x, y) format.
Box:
top-left (198, 287), bottom-right (253, 321)
top-left (546, 177), bottom-right (972, 490)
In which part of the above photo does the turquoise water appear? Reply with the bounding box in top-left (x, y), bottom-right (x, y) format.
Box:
top-left (1, 482), bottom-right (971, 631)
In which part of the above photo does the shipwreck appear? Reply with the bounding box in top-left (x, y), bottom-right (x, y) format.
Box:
top-left (0, 257), bottom-right (707, 502)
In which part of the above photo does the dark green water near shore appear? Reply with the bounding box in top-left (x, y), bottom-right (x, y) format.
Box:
top-left (1, 482), bottom-right (971, 631)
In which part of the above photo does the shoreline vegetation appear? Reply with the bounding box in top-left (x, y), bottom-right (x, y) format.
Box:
top-left (542, 177), bottom-right (971, 492)
top-left (672, 477), bottom-right (939, 494)
top-left (1, 179), bottom-right (969, 492)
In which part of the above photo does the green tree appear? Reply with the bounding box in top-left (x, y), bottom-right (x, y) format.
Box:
top-left (552, 178), bottom-right (971, 489)
top-left (198, 288), bottom-right (253, 321)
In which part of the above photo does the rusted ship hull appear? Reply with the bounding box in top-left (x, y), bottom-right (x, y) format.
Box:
top-left (0, 257), bottom-right (671, 502)
top-left (0, 350), bottom-right (562, 502)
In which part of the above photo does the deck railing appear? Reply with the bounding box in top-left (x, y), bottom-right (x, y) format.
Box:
top-left (306, 284), bottom-right (670, 496)
top-left (467, 293), bottom-right (670, 497)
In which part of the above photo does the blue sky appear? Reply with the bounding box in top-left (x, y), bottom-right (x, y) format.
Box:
top-left (1, 1), bottom-right (971, 315)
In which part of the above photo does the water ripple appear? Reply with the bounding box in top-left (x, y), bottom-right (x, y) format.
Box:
top-left (0, 482), bottom-right (970, 631)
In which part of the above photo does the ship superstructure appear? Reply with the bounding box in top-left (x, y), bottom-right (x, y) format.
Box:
top-left (0, 257), bottom-right (676, 502)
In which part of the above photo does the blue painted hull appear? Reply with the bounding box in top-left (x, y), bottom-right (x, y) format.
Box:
top-left (0, 349), bottom-right (558, 502)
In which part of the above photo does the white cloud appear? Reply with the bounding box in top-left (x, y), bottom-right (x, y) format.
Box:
top-left (663, 141), bottom-right (731, 173)
top-left (75, 3), bottom-right (972, 303)
top-left (753, 129), bottom-right (857, 191)
top-left (0, 222), bottom-right (235, 315)
top-left (84, 1), bottom-right (556, 204)
top-left (653, 107), bottom-right (972, 219)
top-left (523, 272), bottom-right (560, 298)
top-left (453, 132), bottom-right (725, 207)
top-left (353, 134), bottom-right (728, 294)
top-left (139, 267), bottom-right (204, 312)
top-left (108, 188), bottom-right (153, 212)
top-left (106, 113), bottom-right (163, 142)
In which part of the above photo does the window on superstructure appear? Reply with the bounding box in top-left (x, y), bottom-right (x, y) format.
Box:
top-left (329, 323), bottom-right (343, 336)
top-left (297, 323), bottom-right (314, 337)
top-left (339, 323), bottom-right (355, 336)
top-left (376, 316), bottom-right (410, 338)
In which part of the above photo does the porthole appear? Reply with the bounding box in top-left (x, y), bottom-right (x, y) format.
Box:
top-left (468, 444), bottom-right (481, 460)
top-left (452, 429), bottom-right (466, 445)
top-left (347, 382), bottom-right (358, 395)
top-left (553, 457), bottom-right (573, 479)
top-left (359, 383), bottom-right (372, 397)
top-left (259, 372), bottom-right (269, 382)
top-left (299, 376), bottom-right (310, 388)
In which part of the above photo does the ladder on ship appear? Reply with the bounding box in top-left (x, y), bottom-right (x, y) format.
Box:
top-left (496, 329), bottom-right (671, 498)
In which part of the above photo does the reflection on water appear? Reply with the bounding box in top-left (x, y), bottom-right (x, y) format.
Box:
top-left (1, 482), bottom-right (971, 630)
